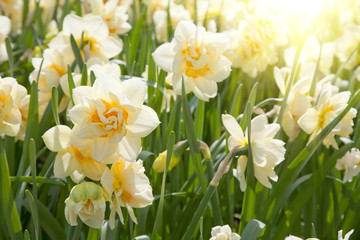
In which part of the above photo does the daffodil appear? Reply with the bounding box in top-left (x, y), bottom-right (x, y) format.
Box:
top-left (42, 125), bottom-right (112, 183)
top-left (49, 14), bottom-right (123, 63)
top-left (152, 3), bottom-right (191, 42)
top-left (65, 182), bottom-right (106, 229)
top-left (298, 84), bottom-right (357, 149)
top-left (210, 225), bottom-right (240, 240)
top-left (0, 16), bottom-right (11, 61)
top-left (336, 148), bottom-right (360, 183)
top-left (69, 75), bottom-right (160, 161)
top-left (152, 20), bottom-right (232, 101)
top-left (89, 0), bottom-right (132, 35)
top-left (335, 24), bottom-right (360, 70)
top-left (0, 77), bottom-right (28, 137)
top-left (100, 159), bottom-right (154, 229)
top-left (222, 114), bottom-right (286, 191)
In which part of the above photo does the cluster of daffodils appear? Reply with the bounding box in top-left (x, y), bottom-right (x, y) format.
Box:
top-left (43, 73), bottom-right (159, 228)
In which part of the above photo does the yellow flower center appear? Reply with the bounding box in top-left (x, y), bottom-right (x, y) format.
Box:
top-left (183, 45), bottom-right (211, 78)
top-left (70, 146), bottom-right (94, 163)
top-left (91, 99), bottom-right (129, 138)
top-left (49, 64), bottom-right (66, 76)
top-left (319, 105), bottom-right (334, 129)
top-left (0, 90), bottom-right (11, 121)
top-left (241, 35), bottom-right (262, 60)
top-left (112, 161), bottom-right (134, 203)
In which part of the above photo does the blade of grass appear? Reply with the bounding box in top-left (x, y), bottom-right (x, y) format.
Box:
top-left (25, 190), bottom-right (39, 240)
top-left (70, 34), bottom-right (84, 70)
top-left (5, 38), bottom-right (14, 77)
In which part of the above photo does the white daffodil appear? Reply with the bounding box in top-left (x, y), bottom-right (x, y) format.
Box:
top-left (49, 14), bottom-right (123, 63)
top-left (89, 0), bottom-right (132, 35)
top-left (15, 95), bottom-right (30, 141)
top-left (65, 182), bottom-right (106, 229)
top-left (335, 24), bottom-right (360, 70)
top-left (0, 0), bottom-right (22, 31)
top-left (338, 229), bottom-right (354, 240)
top-left (153, 4), bottom-right (192, 43)
top-left (210, 225), bottom-right (240, 240)
top-left (100, 159), bottom-right (154, 229)
top-left (42, 125), bottom-right (113, 183)
top-left (0, 16), bottom-right (11, 61)
top-left (0, 77), bottom-right (28, 137)
top-left (285, 229), bottom-right (353, 240)
top-left (284, 35), bottom-right (335, 75)
top-left (69, 75), bottom-right (160, 162)
top-left (336, 148), bottom-right (360, 183)
top-left (222, 114), bottom-right (286, 191)
top-left (29, 48), bottom-right (67, 107)
top-left (298, 84), bottom-right (357, 149)
top-left (152, 20), bottom-right (232, 101)
top-left (273, 66), bottom-right (313, 140)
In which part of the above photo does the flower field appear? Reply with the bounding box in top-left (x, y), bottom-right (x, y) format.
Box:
top-left (1, 0), bottom-right (360, 239)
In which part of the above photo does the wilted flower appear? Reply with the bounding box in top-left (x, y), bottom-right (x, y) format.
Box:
top-left (336, 148), bottom-right (360, 183)
top-left (0, 16), bottom-right (11, 61)
top-left (65, 182), bottom-right (106, 229)
top-left (152, 20), bottom-right (232, 101)
top-left (101, 159), bottom-right (154, 229)
top-left (42, 125), bottom-right (112, 183)
top-left (298, 84), bottom-right (357, 149)
top-left (69, 75), bottom-right (160, 161)
top-left (49, 14), bottom-right (123, 63)
top-left (222, 114), bottom-right (286, 191)
top-left (210, 225), bottom-right (240, 240)
top-left (0, 77), bottom-right (27, 137)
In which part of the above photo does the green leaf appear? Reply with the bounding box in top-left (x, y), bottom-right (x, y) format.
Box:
top-left (181, 80), bottom-right (206, 191)
top-left (240, 83), bottom-right (258, 129)
top-left (0, 140), bottom-right (22, 240)
top-left (51, 86), bottom-right (60, 125)
top-left (5, 38), bottom-right (14, 77)
top-left (87, 228), bottom-right (101, 240)
top-left (241, 219), bottom-right (265, 240)
top-left (81, 64), bottom-right (88, 86)
top-left (70, 34), bottom-right (84, 70)
top-left (152, 131), bottom-right (175, 239)
top-left (67, 66), bottom-right (75, 105)
top-left (10, 176), bottom-right (65, 186)
top-left (25, 190), bottom-right (39, 240)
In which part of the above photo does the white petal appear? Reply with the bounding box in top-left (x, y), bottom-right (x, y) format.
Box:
top-left (118, 136), bottom-right (141, 161)
top-left (298, 108), bottom-right (319, 134)
top-left (222, 114), bottom-right (244, 142)
top-left (126, 106), bottom-right (160, 137)
top-left (91, 138), bottom-right (118, 162)
top-left (152, 43), bottom-right (174, 72)
top-left (42, 125), bottom-right (71, 151)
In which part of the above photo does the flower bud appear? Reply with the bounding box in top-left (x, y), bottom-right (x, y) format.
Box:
top-left (65, 182), bottom-right (106, 229)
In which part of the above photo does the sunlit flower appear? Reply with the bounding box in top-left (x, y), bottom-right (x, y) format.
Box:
top-left (335, 24), bottom-right (360, 70)
top-left (69, 75), bottom-right (160, 161)
top-left (298, 84), bottom-right (357, 149)
top-left (65, 182), bottom-right (106, 229)
top-left (274, 66), bottom-right (313, 140)
top-left (0, 16), bottom-right (11, 61)
top-left (210, 225), bottom-right (240, 240)
top-left (284, 35), bottom-right (335, 75)
top-left (0, 0), bottom-right (22, 31)
top-left (153, 4), bottom-right (191, 42)
top-left (89, 0), bottom-right (132, 35)
top-left (49, 14), bottom-right (123, 63)
top-left (222, 114), bottom-right (286, 191)
top-left (152, 21), bottom-right (232, 101)
top-left (336, 148), bottom-right (360, 183)
top-left (0, 77), bottom-right (27, 137)
top-left (42, 125), bottom-right (112, 183)
top-left (101, 159), bottom-right (154, 229)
